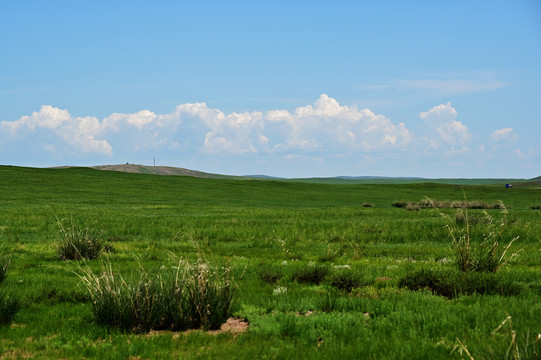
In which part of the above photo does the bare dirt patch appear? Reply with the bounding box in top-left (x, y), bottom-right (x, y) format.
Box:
top-left (209, 317), bottom-right (249, 335)
top-left (143, 318), bottom-right (249, 338)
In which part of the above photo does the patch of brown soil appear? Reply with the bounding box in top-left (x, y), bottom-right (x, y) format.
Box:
top-left (143, 318), bottom-right (249, 338)
top-left (210, 317), bottom-right (249, 335)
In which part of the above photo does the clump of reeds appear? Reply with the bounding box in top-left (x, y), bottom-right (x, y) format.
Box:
top-left (78, 259), bottom-right (236, 332)
top-left (55, 219), bottom-right (113, 260)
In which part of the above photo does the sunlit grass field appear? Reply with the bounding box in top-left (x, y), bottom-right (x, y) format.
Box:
top-left (0, 165), bottom-right (540, 359)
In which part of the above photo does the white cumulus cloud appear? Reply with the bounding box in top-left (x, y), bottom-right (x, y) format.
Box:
top-left (265, 94), bottom-right (413, 152)
top-left (491, 128), bottom-right (516, 142)
top-left (1, 105), bottom-right (112, 155)
top-left (419, 102), bottom-right (471, 150)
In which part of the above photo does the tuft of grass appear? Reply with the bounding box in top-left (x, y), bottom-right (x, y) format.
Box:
top-left (398, 268), bottom-right (521, 298)
top-left (391, 200), bottom-right (407, 208)
top-left (449, 210), bottom-right (519, 273)
top-left (55, 219), bottom-right (113, 260)
top-left (406, 202), bottom-right (420, 211)
top-left (78, 259), bottom-right (236, 332)
top-left (0, 254), bottom-right (10, 283)
top-left (328, 269), bottom-right (364, 292)
top-left (0, 289), bottom-right (20, 325)
top-left (259, 265), bottom-right (283, 284)
top-left (452, 315), bottom-right (541, 360)
top-left (291, 262), bottom-right (330, 285)
top-left (362, 203), bottom-right (373, 208)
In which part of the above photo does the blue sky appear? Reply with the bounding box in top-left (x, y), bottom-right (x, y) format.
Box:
top-left (1, 0), bottom-right (540, 178)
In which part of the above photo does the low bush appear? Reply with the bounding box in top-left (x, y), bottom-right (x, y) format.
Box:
top-left (291, 262), bottom-right (330, 285)
top-left (79, 259), bottom-right (236, 332)
top-left (391, 200), bottom-right (407, 208)
top-left (530, 204), bottom-right (541, 210)
top-left (362, 203), bottom-right (373, 208)
top-left (55, 219), bottom-right (113, 260)
top-left (398, 268), bottom-right (521, 298)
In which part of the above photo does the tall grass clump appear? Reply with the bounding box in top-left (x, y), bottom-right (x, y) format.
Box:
top-left (452, 315), bottom-right (540, 360)
top-left (55, 219), bottom-right (113, 260)
top-left (328, 268), bottom-right (364, 292)
top-left (398, 268), bottom-right (521, 298)
top-left (78, 259), bottom-right (236, 332)
top-left (0, 254), bottom-right (10, 283)
top-left (0, 289), bottom-right (20, 325)
top-left (449, 207), bottom-right (518, 273)
top-left (0, 249), bottom-right (19, 325)
top-left (291, 262), bottom-right (329, 285)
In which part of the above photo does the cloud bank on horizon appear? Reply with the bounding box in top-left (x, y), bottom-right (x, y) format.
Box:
top-left (0, 94), bottom-right (535, 178)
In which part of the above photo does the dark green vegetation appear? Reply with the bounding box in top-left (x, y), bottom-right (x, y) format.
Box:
top-left (0, 165), bottom-right (540, 359)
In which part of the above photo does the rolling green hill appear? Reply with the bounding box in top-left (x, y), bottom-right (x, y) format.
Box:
top-left (0, 165), bottom-right (539, 359)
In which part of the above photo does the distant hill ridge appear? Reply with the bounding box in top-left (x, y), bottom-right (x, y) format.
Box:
top-left (83, 164), bottom-right (539, 185)
top-left (91, 164), bottom-right (230, 178)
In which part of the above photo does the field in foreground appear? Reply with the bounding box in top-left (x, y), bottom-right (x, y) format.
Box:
top-left (0, 166), bottom-right (540, 359)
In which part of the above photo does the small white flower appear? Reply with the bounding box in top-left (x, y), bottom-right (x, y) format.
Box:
top-left (273, 286), bottom-right (288, 295)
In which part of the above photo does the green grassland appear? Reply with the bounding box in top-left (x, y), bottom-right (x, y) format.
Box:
top-left (0, 165), bottom-right (540, 359)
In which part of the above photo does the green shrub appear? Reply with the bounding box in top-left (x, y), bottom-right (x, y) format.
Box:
top-left (530, 204), bottom-right (541, 210)
top-left (362, 203), bottom-right (373, 208)
top-left (0, 289), bottom-right (19, 325)
top-left (55, 219), bottom-right (113, 260)
top-left (79, 259), bottom-right (236, 332)
top-left (291, 262), bottom-right (329, 285)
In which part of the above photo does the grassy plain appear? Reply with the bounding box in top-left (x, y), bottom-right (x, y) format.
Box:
top-left (0, 165), bottom-right (540, 359)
